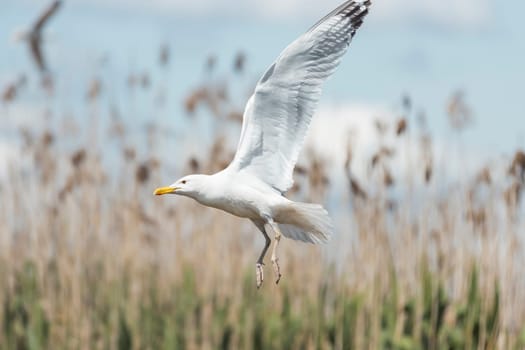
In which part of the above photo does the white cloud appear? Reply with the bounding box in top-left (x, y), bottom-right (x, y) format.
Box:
top-left (16, 0), bottom-right (494, 28)
top-left (373, 0), bottom-right (492, 28)
top-left (303, 102), bottom-right (493, 191)
top-left (0, 142), bottom-right (20, 179)
top-left (248, 0), bottom-right (492, 28)
top-left (80, 0), bottom-right (492, 29)
top-left (303, 103), bottom-right (388, 178)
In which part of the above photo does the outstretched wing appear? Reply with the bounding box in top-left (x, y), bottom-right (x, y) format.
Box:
top-left (228, 0), bottom-right (371, 193)
top-left (33, 0), bottom-right (62, 33)
top-left (29, 37), bottom-right (46, 71)
top-left (28, 0), bottom-right (62, 72)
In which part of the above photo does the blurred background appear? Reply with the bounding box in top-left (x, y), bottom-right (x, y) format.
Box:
top-left (1, 0), bottom-right (524, 348)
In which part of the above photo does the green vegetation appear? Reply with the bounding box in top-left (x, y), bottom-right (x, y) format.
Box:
top-left (0, 259), bottom-right (505, 349)
top-left (1, 47), bottom-right (524, 349)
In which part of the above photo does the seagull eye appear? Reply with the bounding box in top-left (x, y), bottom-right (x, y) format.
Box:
top-left (181, 180), bottom-right (187, 184)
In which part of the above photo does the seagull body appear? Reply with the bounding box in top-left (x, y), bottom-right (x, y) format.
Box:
top-left (182, 172), bottom-right (282, 220)
top-left (155, 0), bottom-right (371, 287)
top-left (168, 172), bottom-right (322, 232)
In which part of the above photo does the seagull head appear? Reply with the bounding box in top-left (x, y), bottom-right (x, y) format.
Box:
top-left (153, 174), bottom-right (208, 198)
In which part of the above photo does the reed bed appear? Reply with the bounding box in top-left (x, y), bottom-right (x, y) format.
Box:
top-left (0, 50), bottom-right (524, 349)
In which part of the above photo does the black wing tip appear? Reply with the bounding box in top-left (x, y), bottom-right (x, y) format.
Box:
top-left (342, 1), bottom-right (371, 32)
top-left (33, 0), bottom-right (63, 31)
top-left (307, 0), bottom-right (372, 34)
top-left (342, 0), bottom-right (372, 14)
top-left (331, 1), bottom-right (372, 30)
top-left (343, 1), bottom-right (371, 18)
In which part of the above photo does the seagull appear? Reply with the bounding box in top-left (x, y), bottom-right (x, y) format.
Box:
top-left (12, 0), bottom-right (62, 72)
top-left (154, 0), bottom-right (371, 288)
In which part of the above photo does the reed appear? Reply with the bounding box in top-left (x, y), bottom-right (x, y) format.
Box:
top-left (0, 52), bottom-right (523, 350)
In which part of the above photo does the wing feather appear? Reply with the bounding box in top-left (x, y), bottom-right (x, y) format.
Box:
top-left (33, 0), bottom-right (62, 32)
top-left (228, 0), bottom-right (371, 193)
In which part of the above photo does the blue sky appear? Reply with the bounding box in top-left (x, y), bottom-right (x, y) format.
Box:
top-left (2, 0), bottom-right (525, 166)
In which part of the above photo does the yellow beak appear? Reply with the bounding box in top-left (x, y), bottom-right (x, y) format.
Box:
top-left (153, 186), bottom-right (178, 195)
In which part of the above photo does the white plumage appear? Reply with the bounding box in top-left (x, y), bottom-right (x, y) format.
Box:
top-left (155, 0), bottom-right (371, 288)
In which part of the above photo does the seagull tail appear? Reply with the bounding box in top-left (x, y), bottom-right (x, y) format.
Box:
top-left (276, 202), bottom-right (334, 244)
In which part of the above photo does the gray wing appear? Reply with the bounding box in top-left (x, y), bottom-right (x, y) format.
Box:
top-left (29, 0), bottom-right (62, 72)
top-left (32, 0), bottom-right (62, 33)
top-left (29, 37), bottom-right (46, 71)
top-left (228, 0), bottom-right (371, 193)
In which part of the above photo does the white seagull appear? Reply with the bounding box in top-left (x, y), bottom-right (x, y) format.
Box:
top-left (155, 0), bottom-right (371, 288)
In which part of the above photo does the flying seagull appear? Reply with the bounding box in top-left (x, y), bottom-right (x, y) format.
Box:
top-left (13, 0), bottom-right (62, 72)
top-left (155, 0), bottom-right (371, 288)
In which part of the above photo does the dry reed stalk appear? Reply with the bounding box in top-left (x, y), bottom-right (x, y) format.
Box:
top-left (234, 51), bottom-right (246, 74)
top-left (0, 54), bottom-right (523, 349)
top-left (159, 44), bottom-right (170, 67)
top-left (396, 118), bottom-right (407, 136)
top-left (1, 83), bottom-right (17, 103)
top-left (447, 90), bottom-right (473, 132)
top-left (86, 78), bottom-right (102, 101)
